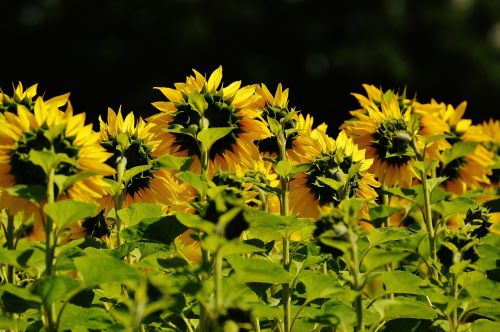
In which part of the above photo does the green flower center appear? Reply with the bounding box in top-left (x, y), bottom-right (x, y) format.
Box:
top-left (256, 106), bottom-right (298, 155)
top-left (170, 94), bottom-right (242, 159)
top-left (101, 135), bottom-right (155, 196)
top-left (372, 118), bottom-right (413, 166)
top-left (306, 154), bottom-right (361, 205)
top-left (10, 125), bottom-right (79, 187)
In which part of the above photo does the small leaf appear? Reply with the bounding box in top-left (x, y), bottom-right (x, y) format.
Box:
top-left (117, 202), bottom-right (163, 227)
top-left (373, 297), bottom-right (437, 321)
top-left (102, 178), bottom-right (122, 196)
top-left (164, 124), bottom-right (198, 138)
top-left (267, 116), bottom-right (281, 136)
top-left (299, 270), bottom-right (344, 302)
top-left (197, 127), bottom-right (234, 151)
top-left (317, 176), bottom-right (344, 191)
top-left (154, 155), bottom-right (192, 171)
top-left (43, 124), bottom-right (66, 142)
top-left (367, 228), bottom-right (419, 246)
top-left (188, 91), bottom-right (208, 115)
top-left (5, 184), bottom-right (46, 202)
top-left (121, 215), bottom-right (187, 245)
top-left (275, 160), bottom-right (309, 179)
top-left (424, 134), bottom-right (450, 145)
top-left (363, 249), bottom-right (409, 272)
top-left (74, 255), bottom-right (141, 286)
top-left (43, 200), bottom-right (96, 229)
top-left (227, 256), bottom-right (291, 284)
top-left (59, 303), bottom-right (114, 330)
top-left (175, 212), bottom-right (215, 234)
top-left (122, 164), bottom-right (152, 184)
top-left (426, 177), bottom-right (448, 193)
top-left (54, 172), bottom-right (97, 194)
top-left (381, 271), bottom-right (434, 296)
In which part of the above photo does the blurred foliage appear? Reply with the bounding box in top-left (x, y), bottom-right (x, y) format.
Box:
top-left (1, 0), bottom-right (499, 130)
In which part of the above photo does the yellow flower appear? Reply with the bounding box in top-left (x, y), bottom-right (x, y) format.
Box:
top-left (148, 66), bottom-right (271, 174)
top-left (0, 97), bottom-right (115, 237)
top-left (99, 108), bottom-right (196, 211)
top-left (254, 84), bottom-right (318, 164)
top-left (0, 82), bottom-right (70, 115)
top-left (343, 88), bottom-right (418, 187)
top-left (478, 119), bottom-right (500, 186)
top-left (290, 130), bottom-right (380, 219)
top-left (417, 101), bottom-right (494, 194)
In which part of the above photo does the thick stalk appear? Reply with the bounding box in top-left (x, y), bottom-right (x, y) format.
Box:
top-left (451, 274), bottom-right (459, 332)
top-left (278, 132), bottom-right (291, 332)
top-left (421, 170), bottom-right (437, 273)
top-left (114, 156), bottom-right (126, 249)
top-left (348, 226), bottom-right (364, 332)
top-left (43, 167), bottom-right (57, 332)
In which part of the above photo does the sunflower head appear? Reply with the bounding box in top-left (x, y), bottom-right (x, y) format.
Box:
top-left (0, 82), bottom-right (70, 115)
top-left (149, 66), bottom-right (269, 173)
top-left (437, 232), bottom-right (479, 269)
top-left (463, 206), bottom-right (492, 238)
top-left (0, 97), bottom-right (115, 226)
top-left (290, 130), bottom-right (379, 218)
top-left (479, 119), bottom-right (500, 184)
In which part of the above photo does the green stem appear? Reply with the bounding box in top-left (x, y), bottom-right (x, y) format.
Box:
top-left (421, 169), bottom-right (437, 278)
top-left (114, 156), bottom-right (126, 250)
top-left (348, 226), bottom-right (364, 332)
top-left (451, 274), bottom-right (459, 332)
top-left (214, 248), bottom-right (223, 312)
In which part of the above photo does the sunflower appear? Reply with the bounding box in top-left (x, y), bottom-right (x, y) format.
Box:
top-left (416, 101), bottom-right (494, 194)
top-left (289, 130), bottom-right (380, 219)
top-left (478, 119), bottom-right (500, 186)
top-left (0, 97), bottom-right (115, 236)
top-left (148, 66), bottom-right (271, 175)
top-left (98, 108), bottom-right (196, 211)
top-left (342, 88), bottom-right (419, 187)
top-left (0, 82), bottom-right (70, 115)
top-left (254, 84), bottom-right (318, 164)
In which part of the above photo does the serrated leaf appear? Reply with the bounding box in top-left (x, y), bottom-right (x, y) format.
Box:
top-left (227, 256), bottom-right (291, 284)
top-left (299, 270), bottom-right (344, 302)
top-left (472, 319), bottom-right (500, 332)
top-left (433, 197), bottom-right (476, 217)
top-left (117, 202), bottom-right (163, 227)
top-left (381, 271), bottom-right (434, 296)
top-left (463, 279), bottom-right (500, 300)
top-left (363, 249), bottom-right (410, 272)
top-left (373, 297), bottom-right (437, 321)
top-left (367, 228), bottom-right (419, 246)
top-left (74, 255), bottom-right (141, 286)
top-left (275, 160), bottom-right (309, 179)
top-left (4, 184), bottom-right (46, 202)
top-left (188, 91), bottom-right (208, 115)
top-left (426, 176), bottom-right (448, 193)
top-left (122, 164), bottom-right (152, 184)
top-left (154, 155), bottom-right (192, 171)
top-left (43, 200), bottom-right (96, 229)
top-left (244, 209), bottom-right (310, 238)
top-left (59, 303), bottom-right (114, 330)
top-left (197, 127), bottom-right (234, 151)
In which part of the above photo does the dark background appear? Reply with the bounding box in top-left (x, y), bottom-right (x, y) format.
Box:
top-left (1, 0), bottom-right (499, 133)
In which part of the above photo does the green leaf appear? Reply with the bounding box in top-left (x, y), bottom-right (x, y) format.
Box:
top-left (121, 215), bottom-right (187, 245)
top-left (363, 249), bottom-right (410, 272)
top-left (267, 116), bottom-right (281, 136)
top-left (164, 124), bottom-right (198, 138)
top-left (197, 127), bottom-right (234, 150)
top-left (220, 240), bottom-right (264, 257)
top-left (33, 276), bottom-right (80, 307)
top-left (381, 187), bottom-right (420, 205)
top-left (443, 141), bottom-right (477, 165)
top-left (316, 176), bottom-right (344, 191)
top-left (176, 171), bottom-right (207, 194)
top-left (74, 255), bottom-right (142, 286)
top-left (368, 205), bottom-right (403, 227)
top-left (59, 303), bottom-right (114, 330)
top-left (0, 248), bottom-right (22, 268)
top-left (426, 177), bottom-right (448, 193)
top-left (244, 209), bottom-right (311, 238)
top-left (115, 133), bottom-right (130, 151)
top-left (154, 155), bottom-right (192, 171)
top-left (367, 228), bottom-right (419, 246)
top-left (299, 270), bottom-right (344, 302)
top-left (275, 160), bottom-right (309, 179)
top-left (188, 91), bottom-right (208, 115)
top-left (472, 319), bottom-right (500, 332)
top-left (463, 279), bottom-right (500, 300)
top-left (433, 197), bottom-right (476, 217)
top-left (54, 172), bottom-right (96, 194)
top-left (117, 202), bottom-right (163, 227)
top-left (227, 256), bottom-right (291, 284)
top-left (29, 150), bottom-right (78, 175)
top-left (175, 212), bottom-right (215, 234)
top-left (381, 271), bottom-right (434, 296)
top-left (122, 164), bottom-right (152, 184)
top-left (102, 178), bottom-right (122, 196)
top-left (1, 284), bottom-right (41, 304)
top-left (5, 184), bottom-right (46, 202)
top-left (43, 200), bottom-right (96, 229)
top-left (424, 134), bottom-right (450, 145)
top-left (373, 297), bottom-right (437, 321)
